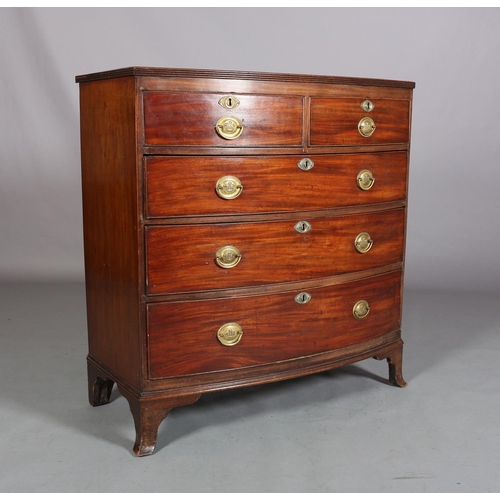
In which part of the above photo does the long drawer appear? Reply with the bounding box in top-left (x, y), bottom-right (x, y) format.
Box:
top-left (147, 271), bottom-right (402, 378)
top-left (145, 152), bottom-right (408, 218)
top-left (146, 209), bottom-right (405, 295)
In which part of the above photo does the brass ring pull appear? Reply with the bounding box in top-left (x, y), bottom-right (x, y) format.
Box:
top-left (217, 322), bottom-right (243, 346)
top-left (216, 245), bottom-right (241, 268)
top-left (216, 175), bottom-right (243, 200)
top-left (215, 116), bottom-right (244, 140)
top-left (357, 169), bottom-right (375, 191)
top-left (353, 300), bottom-right (370, 319)
top-left (358, 117), bottom-right (376, 137)
top-left (354, 232), bottom-right (373, 253)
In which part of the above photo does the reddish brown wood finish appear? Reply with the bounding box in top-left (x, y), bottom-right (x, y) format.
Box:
top-left (148, 271), bottom-right (402, 378)
top-left (143, 92), bottom-right (303, 147)
top-left (310, 98), bottom-right (410, 146)
top-left (79, 77), bottom-right (143, 389)
top-left (77, 66), bottom-right (415, 89)
top-left (145, 152), bottom-right (408, 218)
top-left (146, 209), bottom-right (405, 295)
top-left (77, 67), bottom-right (414, 456)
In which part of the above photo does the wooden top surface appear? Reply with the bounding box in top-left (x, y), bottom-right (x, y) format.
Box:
top-left (75, 66), bottom-right (415, 89)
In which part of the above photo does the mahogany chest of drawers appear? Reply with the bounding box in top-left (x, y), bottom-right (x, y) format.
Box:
top-left (76, 67), bottom-right (415, 456)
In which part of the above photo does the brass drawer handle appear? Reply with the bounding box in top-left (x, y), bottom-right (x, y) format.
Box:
top-left (358, 117), bottom-right (376, 137)
top-left (353, 300), bottom-right (370, 319)
top-left (216, 175), bottom-right (243, 200)
top-left (357, 169), bottom-right (375, 191)
top-left (354, 232), bottom-right (373, 253)
top-left (217, 322), bottom-right (243, 346)
top-left (297, 158), bottom-right (314, 171)
top-left (216, 245), bottom-right (241, 268)
top-left (215, 116), bottom-right (243, 140)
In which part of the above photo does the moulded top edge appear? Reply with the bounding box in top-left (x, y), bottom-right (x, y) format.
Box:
top-left (75, 66), bottom-right (416, 89)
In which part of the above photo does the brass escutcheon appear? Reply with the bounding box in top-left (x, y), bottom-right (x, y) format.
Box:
top-left (297, 158), bottom-right (314, 171)
top-left (216, 175), bottom-right (243, 200)
top-left (215, 245), bottom-right (241, 268)
top-left (295, 292), bottom-right (312, 304)
top-left (217, 322), bottom-right (243, 346)
top-left (294, 221), bottom-right (312, 234)
top-left (215, 116), bottom-right (243, 140)
top-left (218, 96), bottom-right (240, 110)
top-left (358, 117), bottom-right (376, 137)
top-left (353, 300), bottom-right (370, 319)
top-left (354, 232), bottom-right (373, 253)
top-left (361, 100), bottom-right (375, 112)
top-left (357, 169), bottom-right (375, 191)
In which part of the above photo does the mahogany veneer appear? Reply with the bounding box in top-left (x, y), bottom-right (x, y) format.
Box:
top-left (76, 67), bottom-right (415, 456)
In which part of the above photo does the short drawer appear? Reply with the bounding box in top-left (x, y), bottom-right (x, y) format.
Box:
top-left (310, 98), bottom-right (410, 146)
top-left (143, 92), bottom-right (304, 147)
top-left (148, 270), bottom-right (402, 378)
top-left (146, 209), bottom-right (405, 295)
top-left (145, 152), bottom-right (408, 218)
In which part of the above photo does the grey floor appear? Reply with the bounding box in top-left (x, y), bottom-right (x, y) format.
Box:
top-left (0, 282), bottom-right (498, 493)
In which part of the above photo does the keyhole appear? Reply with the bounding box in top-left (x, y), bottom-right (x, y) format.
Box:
top-left (227, 97), bottom-right (232, 107)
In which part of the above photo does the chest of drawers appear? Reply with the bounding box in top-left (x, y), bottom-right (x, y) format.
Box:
top-left (76, 67), bottom-right (415, 456)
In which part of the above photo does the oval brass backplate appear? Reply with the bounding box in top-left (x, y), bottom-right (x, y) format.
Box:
top-left (357, 169), bottom-right (375, 191)
top-left (353, 300), bottom-right (370, 319)
top-left (358, 117), bottom-right (376, 137)
top-left (354, 232), bottom-right (373, 253)
top-left (217, 322), bottom-right (243, 346)
top-left (215, 116), bottom-right (244, 140)
top-left (216, 175), bottom-right (243, 200)
top-left (215, 245), bottom-right (241, 268)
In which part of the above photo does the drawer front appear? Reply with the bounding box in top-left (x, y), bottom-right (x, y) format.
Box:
top-left (148, 271), bottom-right (402, 378)
top-left (143, 92), bottom-right (304, 147)
top-left (146, 209), bottom-right (405, 295)
top-left (145, 152), bottom-right (408, 218)
top-left (310, 98), bottom-right (410, 146)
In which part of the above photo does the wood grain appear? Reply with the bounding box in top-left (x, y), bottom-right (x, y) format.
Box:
top-left (145, 151), bottom-right (407, 218)
top-left (148, 271), bottom-right (402, 378)
top-left (143, 92), bottom-right (303, 147)
top-left (79, 76), bottom-right (143, 388)
top-left (310, 98), bottom-right (410, 146)
top-left (146, 209), bottom-right (405, 295)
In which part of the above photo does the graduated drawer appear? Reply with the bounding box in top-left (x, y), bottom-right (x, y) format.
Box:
top-left (146, 209), bottom-right (405, 295)
top-left (145, 152), bottom-right (408, 218)
top-left (148, 270), bottom-right (402, 378)
top-left (143, 92), bottom-right (303, 147)
top-left (310, 98), bottom-right (410, 146)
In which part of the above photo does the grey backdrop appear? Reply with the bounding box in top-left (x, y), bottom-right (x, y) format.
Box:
top-left (1, 7), bottom-right (499, 292)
